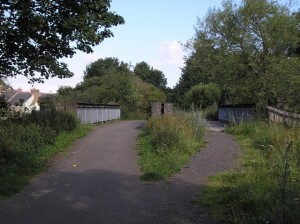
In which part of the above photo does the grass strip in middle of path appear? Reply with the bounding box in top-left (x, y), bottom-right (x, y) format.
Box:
top-left (137, 111), bottom-right (207, 181)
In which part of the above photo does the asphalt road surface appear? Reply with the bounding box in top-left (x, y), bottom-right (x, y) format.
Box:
top-left (0, 120), bottom-right (238, 224)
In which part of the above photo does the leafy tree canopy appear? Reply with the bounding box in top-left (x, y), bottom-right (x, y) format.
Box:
top-left (58, 58), bottom-right (166, 119)
top-left (57, 86), bottom-right (74, 96)
top-left (134, 61), bottom-right (167, 89)
top-left (84, 57), bottom-right (130, 79)
top-left (292, 10), bottom-right (300, 56)
top-left (175, 0), bottom-right (300, 109)
top-left (0, 79), bottom-right (10, 89)
top-left (184, 83), bottom-right (221, 109)
top-left (0, 0), bottom-right (124, 83)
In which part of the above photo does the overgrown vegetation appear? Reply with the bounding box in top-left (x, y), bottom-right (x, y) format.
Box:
top-left (202, 103), bottom-right (219, 121)
top-left (137, 111), bottom-right (207, 181)
top-left (0, 111), bottom-right (92, 199)
top-left (58, 57), bottom-right (166, 119)
top-left (199, 121), bottom-right (300, 224)
top-left (184, 83), bottom-right (221, 109)
top-left (174, 0), bottom-right (300, 111)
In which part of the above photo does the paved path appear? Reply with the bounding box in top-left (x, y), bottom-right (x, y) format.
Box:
top-left (207, 121), bottom-right (226, 132)
top-left (0, 120), bottom-right (238, 224)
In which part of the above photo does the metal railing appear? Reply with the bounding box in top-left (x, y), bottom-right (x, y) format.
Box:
top-left (76, 103), bottom-right (121, 124)
top-left (218, 104), bottom-right (255, 123)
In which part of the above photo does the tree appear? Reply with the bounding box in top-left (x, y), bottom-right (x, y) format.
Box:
top-left (0, 0), bottom-right (124, 82)
top-left (58, 59), bottom-right (167, 118)
top-left (0, 94), bottom-right (9, 117)
top-left (0, 79), bottom-right (11, 90)
top-left (84, 57), bottom-right (130, 79)
top-left (292, 10), bottom-right (300, 56)
top-left (184, 83), bottom-right (221, 109)
top-left (57, 86), bottom-right (74, 96)
top-left (176, 0), bottom-right (300, 108)
top-left (134, 61), bottom-right (167, 89)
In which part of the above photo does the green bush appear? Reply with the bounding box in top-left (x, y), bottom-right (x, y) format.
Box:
top-left (0, 123), bottom-right (56, 164)
top-left (184, 83), bottom-right (221, 109)
top-left (8, 110), bottom-right (78, 133)
top-left (202, 103), bottom-right (218, 120)
top-left (0, 123), bottom-right (92, 198)
top-left (0, 110), bottom-right (78, 165)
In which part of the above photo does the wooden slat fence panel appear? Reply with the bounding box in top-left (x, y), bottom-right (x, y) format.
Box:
top-left (267, 106), bottom-right (300, 126)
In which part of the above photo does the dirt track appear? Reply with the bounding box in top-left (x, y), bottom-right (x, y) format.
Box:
top-left (0, 120), bottom-right (238, 224)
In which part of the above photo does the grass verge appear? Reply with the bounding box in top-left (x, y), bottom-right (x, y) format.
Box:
top-left (0, 124), bottom-right (92, 200)
top-left (137, 111), bottom-right (207, 181)
top-left (197, 121), bottom-right (300, 224)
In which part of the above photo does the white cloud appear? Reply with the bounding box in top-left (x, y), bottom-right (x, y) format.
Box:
top-left (160, 40), bottom-right (184, 67)
top-left (151, 40), bottom-right (185, 88)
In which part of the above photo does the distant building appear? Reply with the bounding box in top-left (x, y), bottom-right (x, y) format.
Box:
top-left (1, 88), bottom-right (40, 113)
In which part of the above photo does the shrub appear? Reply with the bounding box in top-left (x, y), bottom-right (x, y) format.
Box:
top-left (8, 110), bottom-right (78, 133)
top-left (184, 83), bottom-right (221, 109)
top-left (0, 123), bottom-right (92, 198)
top-left (202, 103), bottom-right (218, 120)
top-left (0, 110), bottom-right (78, 165)
top-left (0, 123), bottom-right (56, 164)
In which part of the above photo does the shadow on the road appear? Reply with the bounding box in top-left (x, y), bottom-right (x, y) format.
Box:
top-left (133, 120), bottom-right (145, 130)
top-left (0, 169), bottom-right (216, 224)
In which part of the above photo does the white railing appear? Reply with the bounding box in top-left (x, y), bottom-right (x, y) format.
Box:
top-left (76, 103), bottom-right (121, 124)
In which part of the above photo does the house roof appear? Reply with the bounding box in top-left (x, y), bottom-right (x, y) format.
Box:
top-left (10, 92), bottom-right (32, 105)
top-left (2, 90), bottom-right (32, 105)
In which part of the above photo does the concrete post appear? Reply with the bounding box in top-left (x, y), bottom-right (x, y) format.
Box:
top-left (163, 103), bottom-right (173, 115)
top-left (151, 102), bottom-right (161, 117)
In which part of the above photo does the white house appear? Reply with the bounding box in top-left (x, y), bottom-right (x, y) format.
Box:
top-left (1, 88), bottom-right (40, 113)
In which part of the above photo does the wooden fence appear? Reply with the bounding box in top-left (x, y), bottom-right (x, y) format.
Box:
top-left (267, 106), bottom-right (300, 126)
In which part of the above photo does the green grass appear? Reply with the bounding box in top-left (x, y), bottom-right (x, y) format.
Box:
top-left (137, 111), bottom-right (207, 181)
top-left (197, 121), bottom-right (300, 224)
top-left (0, 124), bottom-right (92, 199)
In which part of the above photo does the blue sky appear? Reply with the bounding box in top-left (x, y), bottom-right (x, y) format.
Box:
top-left (7, 0), bottom-right (298, 93)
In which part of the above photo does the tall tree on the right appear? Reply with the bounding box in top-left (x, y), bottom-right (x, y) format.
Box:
top-left (292, 10), bottom-right (300, 56)
top-left (176, 0), bottom-right (300, 110)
